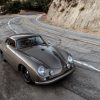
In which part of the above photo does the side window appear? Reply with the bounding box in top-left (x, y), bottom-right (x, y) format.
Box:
top-left (5, 38), bottom-right (15, 47)
top-left (5, 38), bottom-right (9, 44)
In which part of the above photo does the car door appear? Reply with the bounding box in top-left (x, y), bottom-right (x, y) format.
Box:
top-left (3, 38), bottom-right (11, 61)
top-left (4, 38), bottom-right (18, 70)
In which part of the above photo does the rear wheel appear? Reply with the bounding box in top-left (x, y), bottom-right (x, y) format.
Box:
top-left (21, 66), bottom-right (32, 84)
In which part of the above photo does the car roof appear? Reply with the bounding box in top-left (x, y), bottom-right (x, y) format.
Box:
top-left (9, 33), bottom-right (41, 41)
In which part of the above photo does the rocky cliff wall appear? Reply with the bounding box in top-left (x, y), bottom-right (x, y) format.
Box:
top-left (47, 0), bottom-right (100, 34)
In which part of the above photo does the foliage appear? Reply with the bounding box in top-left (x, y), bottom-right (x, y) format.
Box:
top-left (21, 1), bottom-right (33, 10)
top-left (33, 0), bottom-right (51, 12)
top-left (22, 0), bottom-right (51, 12)
top-left (1, 1), bottom-right (21, 14)
top-left (0, 0), bottom-right (11, 5)
top-left (0, 0), bottom-right (52, 14)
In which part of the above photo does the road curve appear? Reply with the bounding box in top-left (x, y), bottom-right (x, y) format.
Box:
top-left (0, 14), bottom-right (100, 100)
top-left (8, 15), bottom-right (100, 69)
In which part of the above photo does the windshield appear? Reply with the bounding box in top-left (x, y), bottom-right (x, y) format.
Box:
top-left (17, 36), bottom-right (46, 49)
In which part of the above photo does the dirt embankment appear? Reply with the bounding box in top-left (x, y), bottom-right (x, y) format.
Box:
top-left (46, 0), bottom-right (100, 35)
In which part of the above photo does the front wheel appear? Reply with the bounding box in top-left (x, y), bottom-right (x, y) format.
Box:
top-left (21, 66), bottom-right (32, 84)
top-left (0, 50), bottom-right (4, 61)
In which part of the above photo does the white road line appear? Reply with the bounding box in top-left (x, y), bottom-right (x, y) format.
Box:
top-left (74, 60), bottom-right (100, 72)
top-left (8, 15), bottom-right (100, 73)
top-left (36, 14), bottom-right (44, 25)
top-left (8, 17), bottom-right (19, 34)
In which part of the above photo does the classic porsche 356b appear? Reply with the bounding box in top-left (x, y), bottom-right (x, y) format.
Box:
top-left (0, 33), bottom-right (75, 84)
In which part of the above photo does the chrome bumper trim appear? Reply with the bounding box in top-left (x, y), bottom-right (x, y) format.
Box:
top-left (35, 67), bottom-right (75, 85)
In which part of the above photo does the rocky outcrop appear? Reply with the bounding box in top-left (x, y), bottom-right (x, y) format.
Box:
top-left (47, 0), bottom-right (100, 34)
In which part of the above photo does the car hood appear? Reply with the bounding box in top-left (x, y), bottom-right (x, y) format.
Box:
top-left (21, 45), bottom-right (68, 69)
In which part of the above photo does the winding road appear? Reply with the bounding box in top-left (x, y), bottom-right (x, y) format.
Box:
top-left (0, 13), bottom-right (100, 100)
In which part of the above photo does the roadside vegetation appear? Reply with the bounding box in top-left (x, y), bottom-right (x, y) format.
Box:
top-left (0, 0), bottom-right (51, 14)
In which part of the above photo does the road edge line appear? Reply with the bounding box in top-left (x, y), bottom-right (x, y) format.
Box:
top-left (8, 17), bottom-right (19, 34)
top-left (74, 60), bottom-right (100, 72)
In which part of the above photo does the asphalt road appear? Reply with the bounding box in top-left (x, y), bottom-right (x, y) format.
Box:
top-left (0, 13), bottom-right (100, 100)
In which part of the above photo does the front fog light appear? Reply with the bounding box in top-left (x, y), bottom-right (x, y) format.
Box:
top-left (68, 56), bottom-right (73, 63)
top-left (67, 63), bottom-right (71, 69)
top-left (50, 70), bottom-right (54, 76)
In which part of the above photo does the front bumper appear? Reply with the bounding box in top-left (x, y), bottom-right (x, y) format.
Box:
top-left (35, 67), bottom-right (75, 85)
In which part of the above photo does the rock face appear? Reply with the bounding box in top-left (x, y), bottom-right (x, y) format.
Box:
top-left (47, 0), bottom-right (100, 33)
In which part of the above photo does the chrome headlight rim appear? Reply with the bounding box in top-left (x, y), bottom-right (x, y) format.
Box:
top-left (68, 55), bottom-right (73, 63)
top-left (38, 66), bottom-right (47, 77)
top-left (38, 66), bottom-right (49, 78)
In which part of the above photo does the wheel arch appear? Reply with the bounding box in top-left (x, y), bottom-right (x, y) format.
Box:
top-left (0, 49), bottom-right (3, 54)
top-left (18, 64), bottom-right (24, 71)
top-left (18, 62), bottom-right (42, 82)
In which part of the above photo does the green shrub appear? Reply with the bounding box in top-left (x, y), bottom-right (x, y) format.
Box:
top-left (8, 1), bottom-right (21, 13)
top-left (35, 0), bottom-right (51, 12)
top-left (21, 1), bottom-right (33, 10)
top-left (0, 0), bottom-right (11, 5)
top-left (1, 1), bottom-right (21, 14)
top-left (21, 0), bottom-right (51, 12)
top-left (0, 0), bottom-right (52, 14)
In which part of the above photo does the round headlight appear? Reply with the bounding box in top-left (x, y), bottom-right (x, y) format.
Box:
top-left (38, 66), bottom-right (46, 77)
top-left (68, 56), bottom-right (73, 63)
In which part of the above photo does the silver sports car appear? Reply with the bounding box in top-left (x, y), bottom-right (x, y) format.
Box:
top-left (0, 33), bottom-right (75, 84)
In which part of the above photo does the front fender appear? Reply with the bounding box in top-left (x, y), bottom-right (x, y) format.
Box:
top-left (12, 49), bottom-right (45, 82)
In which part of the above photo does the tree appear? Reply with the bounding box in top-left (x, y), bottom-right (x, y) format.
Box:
top-left (1, 0), bottom-right (21, 14)
top-left (0, 0), bottom-right (11, 5)
top-left (21, 0), bottom-right (51, 12)
top-left (29, 0), bottom-right (51, 12)
top-left (0, 0), bottom-right (52, 14)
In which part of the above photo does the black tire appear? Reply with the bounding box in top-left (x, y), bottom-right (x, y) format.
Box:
top-left (21, 66), bottom-right (32, 84)
top-left (0, 50), bottom-right (7, 62)
top-left (0, 50), bottom-right (4, 61)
